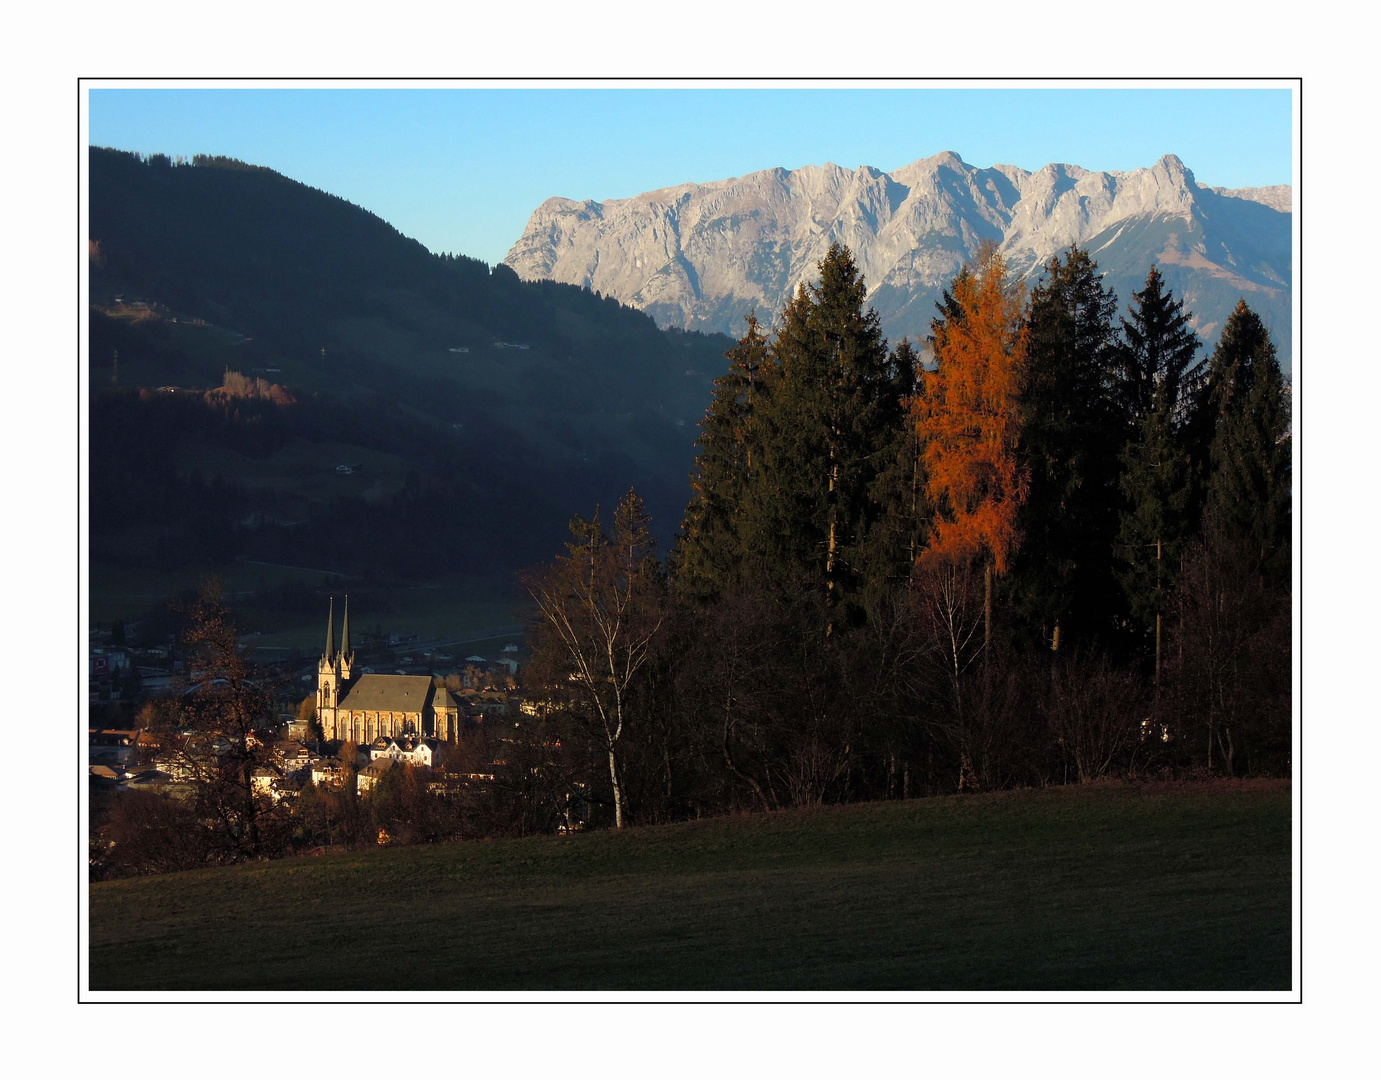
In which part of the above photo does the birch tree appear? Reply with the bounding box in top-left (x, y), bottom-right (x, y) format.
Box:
top-left (526, 489), bottom-right (665, 829)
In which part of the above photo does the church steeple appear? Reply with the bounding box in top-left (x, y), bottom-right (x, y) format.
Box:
top-left (318, 596), bottom-right (340, 716)
top-left (324, 595), bottom-right (336, 663)
top-left (339, 595), bottom-right (354, 680)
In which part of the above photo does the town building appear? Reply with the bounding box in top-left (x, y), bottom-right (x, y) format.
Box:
top-left (367, 734), bottom-right (445, 768)
top-left (315, 598), bottom-right (461, 744)
top-left (356, 756), bottom-right (397, 795)
top-left (310, 757), bottom-right (349, 788)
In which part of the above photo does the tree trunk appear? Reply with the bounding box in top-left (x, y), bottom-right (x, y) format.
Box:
top-left (608, 747), bottom-right (624, 829)
top-left (826, 451), bottom-right (839, 635)
top-left (723, 718), bottom-right (772, 813)
top-left (1217, 725), bottom-right (1235, 777)
top-left (983, 561), bottom-right (993, 679)
top-left (908, 449), bottom-right (920, 583)
top-left (1154, 536), bottom-right (1163, 689)
top-left (1155, 611), bottom-right (1162, 687)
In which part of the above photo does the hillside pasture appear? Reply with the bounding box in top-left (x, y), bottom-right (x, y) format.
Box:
top-left (88, 780), bottom-right (1292, 993)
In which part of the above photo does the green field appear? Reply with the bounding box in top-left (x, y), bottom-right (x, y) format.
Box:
top-left (87, 780), bottom-right (1292, 992)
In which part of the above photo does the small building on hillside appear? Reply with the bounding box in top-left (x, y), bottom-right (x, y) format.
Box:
top-left (368, 735), bottom-right (445, 768)
top-left (252, 764), bottom-right (290, 802)
top-left (89, 729), bottom-right (157, 768)
top-left (273, 740), bottom-right (319, 780)
top-left (356, 756), bottom-right (398, 795)
top-left (310, 757), bottom-right (349, 789)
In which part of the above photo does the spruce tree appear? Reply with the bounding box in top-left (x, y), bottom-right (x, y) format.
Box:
top-left (1114, 266), bottom-right (1203, 678)
top-left (1203, 300), bottom-right (1277, 415)
top-left (743, 243), bottom-right (898, 616)
top-left (1117, 265), bottom-right (1203, 429)
top-left (859, 336), bottom-right (928, 596)
top-left (1183, 298), bottom-right (1274, 524)
top-left (675, 244), bottom-right (908, 626)
top-left (674, 313), bottom-right (769, 600)
top-left (1015, 246), bottom-right (1123, 653)
top-left (1202, 304), bottom-right (1291, 580)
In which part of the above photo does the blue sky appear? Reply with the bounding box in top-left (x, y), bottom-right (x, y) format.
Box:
top-left (88, 86), bottom-right (1293, 267)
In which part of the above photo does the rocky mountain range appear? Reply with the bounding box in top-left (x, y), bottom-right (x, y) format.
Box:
top-left (505, 152), bottom-right (1292, 368)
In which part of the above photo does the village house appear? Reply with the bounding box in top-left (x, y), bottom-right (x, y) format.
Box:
top-left (251, 764), bottom-right (280, 799)
top-left (356, 756), bottom-right (397, 795)
top-left (89, 729), bottom-right (159, 768)
top-left (367, 734), bottom-right (445, 768)
top-left (89, 765), bottom-right (122, 798)
top-left (252, 763), bottom-right (299, 803)
top-left (272, 740), bottom-right (320, 780)
top-left (150, 747), bottom-right (199, 783)
top-left (121, 767), bottom-right (180, 796)
top-left (310, 757), bottom-right (349, 788)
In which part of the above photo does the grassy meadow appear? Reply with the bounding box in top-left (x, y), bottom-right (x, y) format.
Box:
top-left (88, 780), bottom-right (1292, 992)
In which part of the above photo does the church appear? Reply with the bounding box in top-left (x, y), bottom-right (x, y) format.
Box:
top-left (315, 597), bottom-right (460, 744)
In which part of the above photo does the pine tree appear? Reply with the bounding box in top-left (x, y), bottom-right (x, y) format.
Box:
top-left (1117, 265), bottom-right (1203, 430)
top-left (1114, 266), bottom-right (1203, 678)
top-left (698, 243), bottom-right (900, 620)
top-left (859, 336), bottom-right (928, 596)
top-left (1198, 299), bottom-right (1277, 434)
top-left (770, 244), bottom-right (896, 608)
top-left (1203, 305), bottom-right (1291, 580)
top-left (1015, 246), bottom-right (1123, 653)
top-left (674, 313), bottom-right (769, 600)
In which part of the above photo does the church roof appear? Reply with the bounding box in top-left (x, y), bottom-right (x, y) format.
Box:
top-left (434, 686), bottom-right (459, 710)
top-left (337, 674), bottom-right (435, 713)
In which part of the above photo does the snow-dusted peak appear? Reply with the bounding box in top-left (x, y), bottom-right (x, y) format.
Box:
top-left (503, 153), bottom-right (1291, 365)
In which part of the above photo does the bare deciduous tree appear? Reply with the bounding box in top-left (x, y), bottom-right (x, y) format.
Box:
top-left (158, 582), bottom-right (284, 860)
top-left (525, 489), bottom-right (665, 829)
top-left (1046, 654), bottom-right (1145, 783)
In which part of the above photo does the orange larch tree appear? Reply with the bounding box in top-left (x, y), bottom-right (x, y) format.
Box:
top-left (914, 243), bottom-right (1030, 647)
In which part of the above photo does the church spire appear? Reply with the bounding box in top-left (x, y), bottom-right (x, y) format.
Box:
top-left (324, 596), bottom-right (336, 663)
top-left (342, 594), bottom-right (352, 659)
top-left (338, 594), bottom-right (354, 680)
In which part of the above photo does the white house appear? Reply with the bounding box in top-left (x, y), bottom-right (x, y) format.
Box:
top-left (368, 735), bottom-right (444, 768)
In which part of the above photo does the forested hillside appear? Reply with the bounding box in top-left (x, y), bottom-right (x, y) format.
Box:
top-left (87, 147), bottom-right (734, 591)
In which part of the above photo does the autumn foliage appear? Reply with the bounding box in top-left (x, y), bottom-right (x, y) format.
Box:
top-left (914, 244), bottom-right (1029, 575)
top-left (210, 367), bottom-right (296, 405)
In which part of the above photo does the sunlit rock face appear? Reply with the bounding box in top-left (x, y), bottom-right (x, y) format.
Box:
top-left (505, 152), bottom-right (1292, 368)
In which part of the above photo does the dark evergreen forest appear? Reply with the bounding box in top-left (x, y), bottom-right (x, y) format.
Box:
top-left (521, 243), bottom-right (1291, 832)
